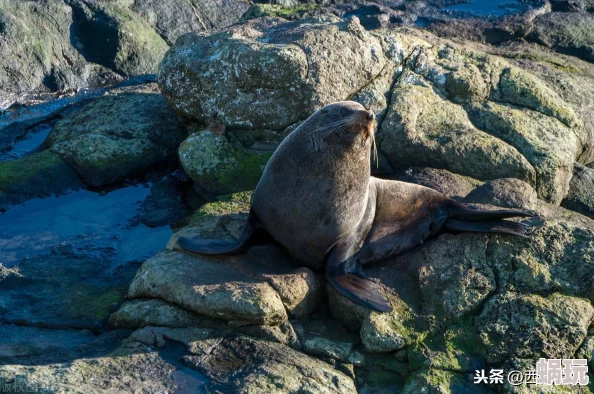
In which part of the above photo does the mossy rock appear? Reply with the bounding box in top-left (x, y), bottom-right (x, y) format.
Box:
top-left (0, 151), bottom-right (83, 211)
top-left (179, 131), bottom-right (272, 198)
top-left (69, 0), bottom-right (169, 76)
top-left (47, 88), bottom-right (186, 187)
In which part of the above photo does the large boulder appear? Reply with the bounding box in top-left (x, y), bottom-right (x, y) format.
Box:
top-left (46, 83), bottom-right (186, 187)
top-left (0, 0), bottom-right (175, 109)
top-left (131, 0), bottom-right (249, 46)
top-left (158, 15), bottom-right (386, 130)
top-left (528, 12), bottom-right (594, 63)
top-left (377, 33), bottom-right (586, 204)
top-left (0, 0), bottom-right (119, 109)
top-left (68, 0), bottom-right (169, 77)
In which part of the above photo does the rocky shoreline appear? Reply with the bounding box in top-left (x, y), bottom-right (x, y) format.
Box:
top-left (1, 1), bottom-right (594, 393)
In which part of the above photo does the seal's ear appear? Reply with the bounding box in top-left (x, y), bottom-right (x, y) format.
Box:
top-left (325, 237), bottom-right (392, 313)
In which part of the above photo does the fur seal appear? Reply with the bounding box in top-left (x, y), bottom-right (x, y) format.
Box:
top-left (177, 101), bottom-right (531, 312)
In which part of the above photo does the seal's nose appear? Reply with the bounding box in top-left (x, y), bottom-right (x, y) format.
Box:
top-left (367, 111), bottom-right (375, 122)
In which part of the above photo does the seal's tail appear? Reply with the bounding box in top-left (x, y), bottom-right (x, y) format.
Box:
top-left (443, 202), bottom-right (534, 238)
top-left (176, 211), bottom-right (258, 255)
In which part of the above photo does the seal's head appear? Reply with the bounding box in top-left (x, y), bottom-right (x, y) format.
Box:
top-left (314, 101), bottom-right (375, 149)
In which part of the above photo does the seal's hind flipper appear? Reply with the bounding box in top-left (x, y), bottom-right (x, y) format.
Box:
top-left (176, 211), bottom-right (258, 255)
top-left (447, 202), bottom-right (534, 221)
top-left (326, 236), bottom-right (392, 313)
top-left (444, 218), bottom-right (530, 238)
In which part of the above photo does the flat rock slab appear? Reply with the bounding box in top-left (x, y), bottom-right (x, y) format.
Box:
top-left (0, 325), bottom-right (129, 364)
top-left (127, 249), bottom-right (289, 326)
top-left (183, 334), bottom-right (357, 393)
top-left (0, 345), bottom-right (180, 393)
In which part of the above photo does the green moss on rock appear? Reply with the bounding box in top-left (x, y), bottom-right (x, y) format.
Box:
top-left (0, 151), bottom-right (83, 211)
top-left (179, 130), bottom-right (271, 198)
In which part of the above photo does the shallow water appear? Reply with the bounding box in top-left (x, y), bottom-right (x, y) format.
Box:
top-left (0, 184), bottom-right (173, 268)
top-left (443, 0), bottom-right (527, 16)
top-left (0, 124), bottom-right (52, 161)
top-left (159, 342), bottom-right (209, 394)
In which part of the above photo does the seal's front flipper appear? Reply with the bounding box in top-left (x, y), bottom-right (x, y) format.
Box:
top-left (176, 211), bottom-right (258, 255)
top-left (326, 239), bottom-right (392, 313)
top-left (328, 272), bottom-right (393, 312)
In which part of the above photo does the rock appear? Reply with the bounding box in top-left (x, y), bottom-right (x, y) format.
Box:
top-left (0, 345), bottom-right (180, 393)
top-left (327, 285), bottom-right (371, 332)
top-left (127, 249), bottom-right (288, 325)
top-left (108, 299), bottom-right (222, 329)
top-left (464, 178), bottom-right (538, 209)
top-left (295, 319), bottom-right (363, 363)
top-left (158, 15), bottom-right (386, 130)
top-left (483, 40), bottom-right (594, 165)
top-left (0, 244), bottom-right (138, 329)
top-left (237, 321), bottom-right (301, 349)
top-left (528, 12), bottom-right (594, 63)
top-left (131, 0), bottom-right (249, 46)
top-left (178, 130), bottom-right (272, 198)
top-left (360, 296), bottom-right (420, 353)
top-left (0, 151), bottom-right (83, 212)
top-left (407, 316), bottom-right (486, 373)
top-left (167, 196), bottom-right (325, 318)
top-left (576, 330), bottom-right (594, 369)
top-left (468, 102), bottom-right (578, 204)
top-left (488, 202), bottom-right (594, 300)
top-left (354, 351), bottom-right (408, 394)
top-left (137, 176), bottom-right (190, 227)
top-left (401, 368), bottom-right (488, 394)
top-left (416, 233), bottom-right (495, 323)
top-left (549, 0), bottom-right (594, 11)
top-left (183, 335), bottom-right (357, 393)
top-left (0, 0), bottom-right (171, 108)
top-left (46, 84), bottom-right (186, 187)
top-left (393, 167), bottom-right (483, 201)
top-left (376, 34), bottom-right (585, 204)
top-left (379, 72), bottom-right (536, 186)
top-left (476, 292), bottom-right (594, 364)
top-left (562, 163), bottom-right (594, 218)
top-left (0, 0), bottom-right (116, 108)
top-left (69, 0), bottom-right (169, 76)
